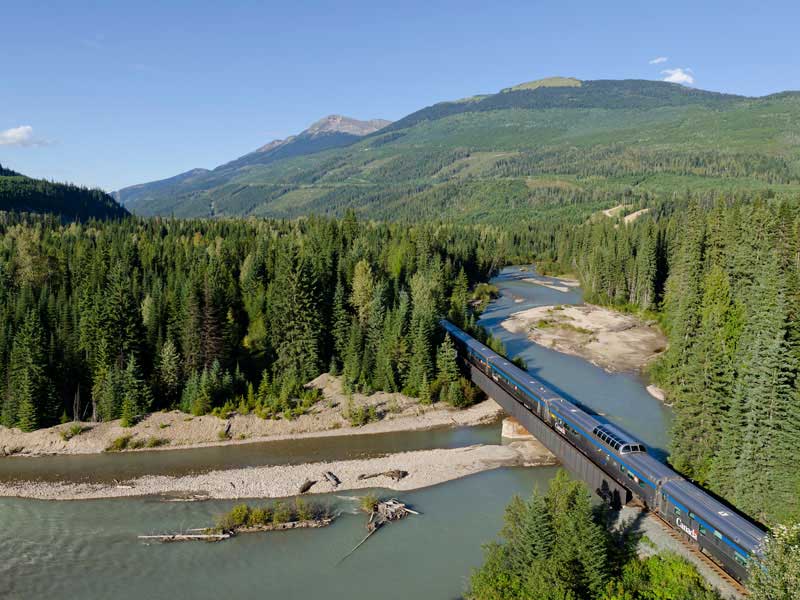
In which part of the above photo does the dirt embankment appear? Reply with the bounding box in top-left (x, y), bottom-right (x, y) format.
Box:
top-left (502, 304), bottom-right (667, 373)
top-left (0, 441), bottom-right (557, 501)
top-left (0, 374), bottom-right (504, 458)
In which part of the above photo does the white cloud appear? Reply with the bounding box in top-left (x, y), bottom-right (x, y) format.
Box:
top-left (0, 125), bottom-right (38, 147)
top-left (661, 67), bottom-right (695, 85)
top-left (649, 56), bottom-right (668, 65)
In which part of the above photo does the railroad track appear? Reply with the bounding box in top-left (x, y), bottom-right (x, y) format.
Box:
top-left (647, 510), bottom-right (748, 597)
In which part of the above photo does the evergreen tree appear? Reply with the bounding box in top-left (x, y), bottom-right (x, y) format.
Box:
top-left (3, 310), bottom-right (53, 430)
top-left (437, 334), bottom-right (460, 385)
top-left (350, 259), bottom-right (375, 325)
top-left (716, 252), bottom-right (794, 520)
top-left (405, 270), bottom-right (437, 395)
top-left (449, 267), bottom-right (470, 327)
top-left (120, 356), bottom-right (151, 427)
top-left (748, 523), bottom-right (800, 600)
top-left (331, 279), bottom-right (350, 367)
top-left (157, 338), bottom-right (181, 407)
top-left (670, 265), bottom-right (737, 482)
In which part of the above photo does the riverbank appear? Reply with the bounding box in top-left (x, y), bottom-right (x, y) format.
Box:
top-left (502, 304), bottom-right (667, 373)
top-left (521, 277), bottom-right (579, 293)
top-left (0, 442), bottom-right (557, 501)
top-left (0, 374), bottom-right (503, 457)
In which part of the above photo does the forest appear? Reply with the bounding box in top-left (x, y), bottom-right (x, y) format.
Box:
top-left (469, 470), bottom-right (724, 600)
top-left (534, 195), bottom-right (800, 525)
top-left (469, 470), bottom-right (798, 600)
top-left (0, 164), bottom-right (128, 221)
top-left (0, 211), bottom-right (500, 433)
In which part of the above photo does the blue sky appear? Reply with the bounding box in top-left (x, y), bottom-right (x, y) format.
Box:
top-left (2, 0), bottom-right (798, 191)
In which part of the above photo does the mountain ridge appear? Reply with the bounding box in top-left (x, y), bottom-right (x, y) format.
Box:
top-left (116, 114), bottom-right (390, 207)
top-left (118, 78), bottom-right (800, 221)
top-left (1, 163), bottom-right (129, 220)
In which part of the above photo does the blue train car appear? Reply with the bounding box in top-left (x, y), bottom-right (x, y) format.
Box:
top-left (439, 319), bottom-right (765, 582)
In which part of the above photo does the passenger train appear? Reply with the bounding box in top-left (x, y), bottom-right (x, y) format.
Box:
top-left (440, 319), bottom-right (766, 583)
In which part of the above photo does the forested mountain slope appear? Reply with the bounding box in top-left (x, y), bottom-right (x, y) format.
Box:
top-left (116, 115), bottom-right (391, 211)
top-left (0, 164), bottom-right (128, 220)
top-left (121, 79), bottom-right (800, 222)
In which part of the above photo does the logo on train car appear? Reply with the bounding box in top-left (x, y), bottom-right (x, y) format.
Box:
top-left (676, 517), bottom-right (698, 541)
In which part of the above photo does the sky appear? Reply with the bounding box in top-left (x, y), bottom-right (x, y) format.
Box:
top-left (2, 0), bottom-right (799, 192)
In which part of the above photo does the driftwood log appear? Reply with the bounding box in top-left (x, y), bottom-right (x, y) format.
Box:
top-left (299, 479), bottom-right (317, 494)
top-left (338, 499), bottom-right (418, 564)
top-left (138, 518), bottom-right (335, 543)
top-left (323, 471), bottom-right (341, 487)
top-left (138, 533), bottom-right (231, 542)
top-left (357, 469), bottom-right (409, 482)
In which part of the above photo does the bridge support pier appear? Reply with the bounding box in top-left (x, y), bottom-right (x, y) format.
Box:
top-left (470, 365), bottom-right (632, 508)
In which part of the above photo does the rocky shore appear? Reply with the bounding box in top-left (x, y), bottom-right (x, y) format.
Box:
top-left (0, 442), bottom-right (557, 501)
top-left (0, 374), bottom-right (504, 457)
top-left (502, 304), bottom-right (667, 373)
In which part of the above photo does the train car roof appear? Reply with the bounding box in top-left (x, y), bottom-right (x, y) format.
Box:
top-left (662, 478), bottom-right (765, 555)
top-left (441, 319), bottom-right (766, 556)
top-left (624, 451), bottom-right (681, 484)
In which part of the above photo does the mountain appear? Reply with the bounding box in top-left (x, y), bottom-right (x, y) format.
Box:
top-left (116, 115), bottom-right (391, 211)
top-left (0, 164), bottom-right (128, 220)
top-left (120, 78), bottom-right (800, 222)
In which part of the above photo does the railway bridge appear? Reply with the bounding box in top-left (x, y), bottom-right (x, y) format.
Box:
top-left (464, 346), bottom-right (632, 508)
top-left (441, 318), bottom-right (765, 588)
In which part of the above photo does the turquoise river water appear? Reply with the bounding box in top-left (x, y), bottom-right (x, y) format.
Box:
top-left (0, 266), bottom-right (672, 599)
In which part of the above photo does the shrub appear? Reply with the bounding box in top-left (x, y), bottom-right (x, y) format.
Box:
top-left (272, 501), bottom-right (292, 524)
top-left (158, 422), bottom-right (171, 429)
top-left (61, 423), bottom-right (89, 441)
top-left (106, 434), bottom-right (132, 452)
top-left (129, 437), bottom-right (146, 449)
top-left (248, 506), bottom-right (272, 526)
top-left (295, 498), bottom-right (312, 521)
top-left (215, 504), bottom-right (251, 531)
top-left (360, 493), bottom-right (379, 513)
top-left (217, 428), bottom-right (231, 440)
top-left (347, 403), bottom-right (380, 427)
top-left (145, 437), bottom-right (168, 448)
top-left (229, 503), bottom-right (251, 527)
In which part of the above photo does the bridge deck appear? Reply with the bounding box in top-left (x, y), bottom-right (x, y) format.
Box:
top-left (469, 365), bottom-right (632, 507)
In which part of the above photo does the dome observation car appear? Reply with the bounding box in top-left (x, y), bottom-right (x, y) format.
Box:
top-left (592, 424), bottom-right (647, 455)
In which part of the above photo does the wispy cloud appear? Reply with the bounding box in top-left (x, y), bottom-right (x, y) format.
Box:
top-left (0, 125), bottom-right (46, 147)
top-left (649, 56), bottom-right (668, 65)
top-left (661, 67), bottom-right (695, 85)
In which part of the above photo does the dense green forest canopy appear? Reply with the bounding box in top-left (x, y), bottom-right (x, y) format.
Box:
top-left (538, 194), bottom-right (800, 525)
top-left (0, 212), bottom-right (511, 433)
top-left (0, 163), bottom-right (128, 221)
top-left (119, 79), bottom-right (800, 222)
top-left (469, 470), bottom-right (723, 600)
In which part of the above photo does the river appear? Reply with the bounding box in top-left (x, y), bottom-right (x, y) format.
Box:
top-left (0, 266), bottom-right (672, 600)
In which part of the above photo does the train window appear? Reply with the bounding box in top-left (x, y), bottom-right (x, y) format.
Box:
top-left (713, 530), bottom-right (723, 540)
top-left (626, 471), bottom-right (634, 480)
top-left (673, 507), bottom-right (681, 516)
top-left (620, 465), bottom-right (626, 474)
top-left (688, 511), bottom-right (697, 520)
top-left (699, 525), bottom-right (707, 536)
top-left (734, 553), bottom-right (748, 566)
